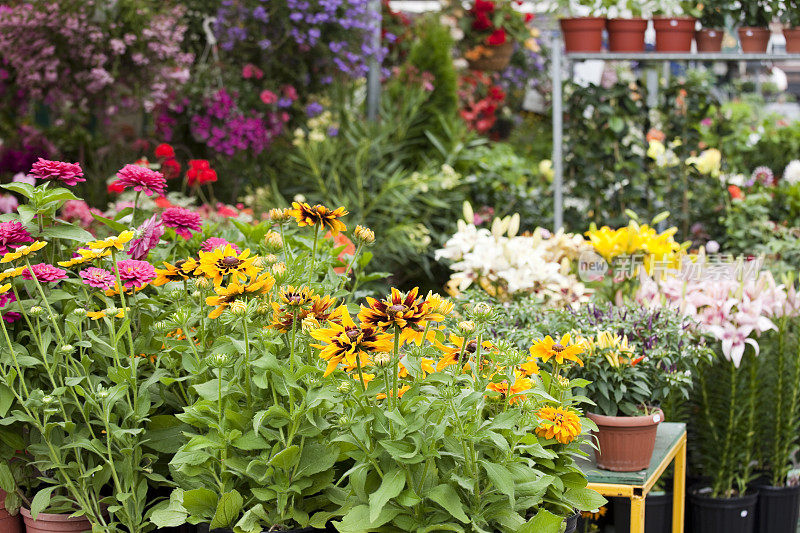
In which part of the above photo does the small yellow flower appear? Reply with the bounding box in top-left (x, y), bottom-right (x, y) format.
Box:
top-left (353, 225), bottom-right (375, 245)
top-left (197, 245), bottom-right (261, 286)
top-left (535, 406), bottom-right (582, 444)
top-left (0, 267), bottom-right (25, 282)
top-left (288, 202), bottom-right (348, 236)
top-left (530, 334), bottom-right (584, 367)
top-left (87, 308), bottom-right (129, 320)
top-left (58, 248), bottom-right (111, 267)
top-left (88, 231), bottom-right (134, 252)
top-left (1, 241), bottom-right (47, 263)
top-left (0, 283), bottom-right (10, 294)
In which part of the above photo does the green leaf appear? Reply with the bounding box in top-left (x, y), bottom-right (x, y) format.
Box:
top-left (480, 461), bottom-right (514, 502)
top-left (31, 486), bottom-right (54, 519)
top-left (0, 463), bottom-right (15, 493)
top-left (181, 488), bottom-right (218, 519)
top-left (368, 468), bottom-right (405, 523)
top-left (0, 182), bottom-right (33, 198)
top-left (336, 504), bottom-right (399, 533)
top-left (562, 487), bottom-right (607, 511)
top-left (41, 223), bottom-right (94, 242)
top-left (91, 213), bottom-right (128, 233)
top-left (209, 490), bottom-right (243, 529)
top-left (268, 445), bottom-right (300, 469)
top-left (519, 509), bottom-right (564, 533)
top-left (427, 484), bottom-right (468, 523)
top-left (17, 205), bottom-right (36, 226)
top-left (0, 385), bottom-right (14, 417)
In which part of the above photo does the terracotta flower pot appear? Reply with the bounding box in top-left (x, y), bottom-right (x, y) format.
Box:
top-left (738, 27), bottom-right (771, 53)
top-left (19, 508), bottom-right (92, 533)
top-left (784, 28), bottom-right (800, 53)
top-left (586, 410), bottom-right (662, 472)
top-left (696, 28), bottom-right (724, 52)
top-left (0, 491), bottom-right (22, 533)
top-left (653, 17), bottom-right (696, 52)
top-left (607, 18), bottom-right (648, 52)
top-left (559, 17), bottom-right (606, 53)
top-left (466, 41), bottom-right (514, 71)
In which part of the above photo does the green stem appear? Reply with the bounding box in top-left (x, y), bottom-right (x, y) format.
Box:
top-left (289, 309), bottom-right (299, 372)
top-left (392, 326), bottom-right (400, 409)
top-left (307, 226), bottom-right (319, 284)
top-left (339, 242), bottom-right (364, 289)
top-left (279, 223), bottom-right (293, 261)
top-left (243, 318), bottom-right (252, 410)
top-left (23, 258), bottom-right (64, 344)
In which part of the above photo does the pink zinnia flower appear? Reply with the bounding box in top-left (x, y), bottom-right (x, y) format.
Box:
top-left (162, 207), bottom-right (202, 240)
top-left (0, 194), bottom-right (18, 214)
top-left (0, 221), bottom-right (34, 254)
top-left (22, 263), bottom-right (68, 283)
top-left (260, 90), bottom-right (278, 105)
top-left (116, 259), bottom-right (156, 289)
top-left (0, 290), bottom-right (20, 324)
top-left (60, 200), bottom-right (95, 228)
top-left (79, 267), bottom-right (116, 290)
top-left (115, 164), bottom-right (166, 197)
top-left (30, 158), bottom-right (85, 187)
top-left (12, 173), bottom-right (36, 186)
top-left (201, 237), bottom-right (240, 253)
top-left (128, 215), bottom-right (165, 260)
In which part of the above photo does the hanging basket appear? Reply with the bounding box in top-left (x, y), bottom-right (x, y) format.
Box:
top-left (466, 41), bottom-right (515, 71)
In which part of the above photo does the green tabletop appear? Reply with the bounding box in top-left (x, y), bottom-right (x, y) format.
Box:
top-left (576, 422), bottom-right (687, 486)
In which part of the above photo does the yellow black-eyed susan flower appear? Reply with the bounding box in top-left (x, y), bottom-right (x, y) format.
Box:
top-left (288, 202), bottom-right (348, 236)
top-left (310, 305), bottom-right (392, 376)
top-left (197, 244), bottom-right (260, 286)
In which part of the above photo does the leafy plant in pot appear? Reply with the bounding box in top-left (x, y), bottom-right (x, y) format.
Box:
top-left (777, 0), bottom-right (800, 52)
top-left (687, 0), bottom-right (729, 51)
top-left (452, 0), bottom-right (536, 71)
top-left (555, 0), bottom-right (607, 53)
top-left (736, 0), bottom-right (774, 52)
top-left (567, 331), bottom-right (661, 472)
top-left (754, 314), bottom-right (800, 533)
top-left (0, 424), bottom-right (31, 533)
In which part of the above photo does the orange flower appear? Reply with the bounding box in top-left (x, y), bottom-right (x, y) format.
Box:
top-left (377, 385), bottom-right (411, 400)
top-left (646, 128), bottom-right (665, 143)
top-left (728, 185), bottom-right (743, 200)
top-left (529, 334), bottom-right (584, 366)
top-left (486, 371), bottom-right (531, 405)
top-left (535, 406), bottom-right (582, 444)
top-left (325, 231), bottom-right (355, 274)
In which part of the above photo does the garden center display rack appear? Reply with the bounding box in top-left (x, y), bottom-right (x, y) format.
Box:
top-left (549, 46), bottom-right (800, 229)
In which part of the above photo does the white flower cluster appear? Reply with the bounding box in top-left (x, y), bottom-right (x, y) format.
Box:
top-left (783, 160), bottom-right (800, 186)
top-left (436, 203), bottom-right (592, 307)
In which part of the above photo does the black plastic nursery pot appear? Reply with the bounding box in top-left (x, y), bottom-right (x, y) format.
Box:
top-left (755, 484), bottom-right (800, 533)
top-left (156, 527), bottom-right (197, 533)
top-left (197, 526), bottom-right (327, 533)
top-left (689, 489), bottom-right (758, 533)
top-left (614, 492), bottom-right (672, 533)
top-left (563, 510), bottom-right (579, 533)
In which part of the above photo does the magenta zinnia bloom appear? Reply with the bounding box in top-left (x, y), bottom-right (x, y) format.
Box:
top-left (22, 263), bottom-right (68, 283)
top-left (128, 214), bottom-right (165, 260)
top-left (201, 237), bottom-right (240, 253)
top-left (116, 259), bottom-right (156, 288)
top-left (0, 290), bottom-right (20, 324)
top-left (115, 164), bottom-right (166, 197)
top-left (0, 221), bottom-right (34, 254)
top-left (162, 207), bottom-right (202, 240)
top-left (30, 158), bottom-right (85, 187)
top-left (79, 267), bottom-right (116, 290)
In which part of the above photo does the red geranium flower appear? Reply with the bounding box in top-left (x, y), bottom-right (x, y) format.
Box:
top-left (472, 0), bottom-right (496, 13)
top-left (155, 143), bottom-right (175, 159)
top-left (186, 159), bottom-right (213, 187)
top-left (525, 13), bottom-right (534, 22)
top-left (472, 12), bottom-right (492, 30)
top-left (486, 28), bottom-right (507, 46)
top-left (728, 185), bottom-right (743, 200)
top-left (162, 158), bottom-right (181, 180)
top-left (107, 181), bottom-right (125, 194)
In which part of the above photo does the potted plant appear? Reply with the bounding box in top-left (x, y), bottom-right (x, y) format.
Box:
top-left (737, 0), bottom-right (773, 52)
top-left (0, 426), bottom-right (29, 533)
top-left (690, 0), bottom-right (729, 51)
top-left (653, 0), bottom-right (696, 52)
top-left (778, 0), bottom-right (800, 52)
top-left (453, 0), bottom-right (535, 70)
top-left (754, 313), bottom-right (800, 533)
top-left (555, 0), bottom-right (607, 53)
top-left (604, 0), bottom-right (653, 52)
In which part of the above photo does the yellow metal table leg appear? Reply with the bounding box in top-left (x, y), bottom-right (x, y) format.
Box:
top-left (631, 495), bottom-right (646, 533)
top-left (672, 436), bottom-right (687, 533)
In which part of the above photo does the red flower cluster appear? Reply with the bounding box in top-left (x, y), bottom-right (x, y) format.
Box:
top-left (186, 160), bottom-right (217, 187)
top-left (155, 143), bottom-right (181, 180)
top-left (458, 72), bottom-right (506, 134)
top-left (471, 0), bottom-right (495, 31)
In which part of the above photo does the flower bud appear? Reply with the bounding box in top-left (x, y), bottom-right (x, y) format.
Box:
top-left (472, 302), bottom-right (493, 321)
top-left (337, 415), bottom-right (352, 427)
top-left (374, 353), bottom-right (391, 367)
top-left (337, 381), bottom-right (352, 394)
top-left (229, 300), bottom-right (248, 317)
top-left (191, 290), bottom-right (201, 299)
top-left (301, 315), bottom-right (318, 332)
top-left (173, 307), bottom-right (191, 325)
top-left (209, 352), bottom-right (232, 368)
top-left (42, 395), bottom-right (54, 405)
top-left (195, 277), bottom-right (211, 290)
top-left (269, 207), bottom-right (291, 223)
top-left (353, 225), bottom-right (375, 245)
top-left (105, 306), bottom-right (120, 317)
top-left (263, 254), bottom-right (277, 265)
top-left (29, 306), bottom-right (45, 318)
top-left (458, 320), bottom-right (475, 333)
top-left (72, 308), bottom-right (87, 318)
top-left (264, 231), bottom-right (283, 250)
top-left (169, 288), bottom-right (185, 301)
top-left (57, 344), bottom-right (75, 356)
top-left (272, 262), bottom-right (287, 277)
top-left (153, 321), bottom-right (172, 333)
top-left (305, 376), bottom-right (321, 388)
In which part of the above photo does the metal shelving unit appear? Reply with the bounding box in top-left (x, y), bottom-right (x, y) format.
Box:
top-left (550, 44), bottom-right (800, 229)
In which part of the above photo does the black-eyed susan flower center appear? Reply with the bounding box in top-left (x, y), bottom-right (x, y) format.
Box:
top-left (552, 343), bottom-right (565, 352)
top-left (388, 304), bottom-right (405, 314)
top-left (346, 329), bottom-right (361, 340)
top-left (221, 256), bottom-right (243, 268)
top-left (466, 340), bottom-right (478, 354)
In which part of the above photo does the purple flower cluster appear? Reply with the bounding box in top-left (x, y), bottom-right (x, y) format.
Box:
top-left (214, 0), bottom-right (386, 80)
top-left (0, 3), bottom-right (192, 115)
top-left (190, 89), bottom-right (288, 156)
